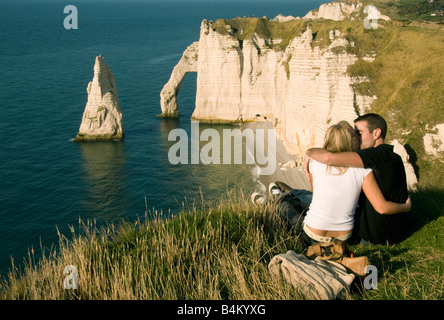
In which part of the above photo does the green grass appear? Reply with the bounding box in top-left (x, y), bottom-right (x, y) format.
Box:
top-left (362, 0), bottom-right (444, 22)
top-left (211, 17), bottom-right (309, 51)
top-left (0, 191), bottom-right (305, 300)
top-left (0, 188), bottom-right (441, 300)
top-left (348, 187), bottom-right (444, 299)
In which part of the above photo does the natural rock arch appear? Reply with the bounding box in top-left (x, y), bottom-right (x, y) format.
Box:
top-left (160, 42), bottom-right (199, 117)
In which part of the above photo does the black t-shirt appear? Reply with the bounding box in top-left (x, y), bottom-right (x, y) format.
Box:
top-left (355, 144), bottom-right (411, 244)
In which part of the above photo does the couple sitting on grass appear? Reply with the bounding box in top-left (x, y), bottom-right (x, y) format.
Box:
top-left (268, 113), bottom-right (413, 246)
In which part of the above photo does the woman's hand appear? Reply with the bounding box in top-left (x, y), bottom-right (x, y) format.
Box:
top-left (405, 196), bottom-right (412, 212)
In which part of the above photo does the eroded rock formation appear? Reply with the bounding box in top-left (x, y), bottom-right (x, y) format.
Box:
top-left (391, 140), bottom-right (418, 191)
top-left (303, 2), bottom-right (390, 22)
top-left (303, 1), bottom-right (363, 20)
top-left (74, 55), bottom-right (123, 142)
top-left (160, 42), bottom-right (199, 117)
top-left (160, 19), bottom-right (370, 158)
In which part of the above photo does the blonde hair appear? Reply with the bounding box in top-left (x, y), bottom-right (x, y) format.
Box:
top-left (323, 121), bottom-right (354, 175)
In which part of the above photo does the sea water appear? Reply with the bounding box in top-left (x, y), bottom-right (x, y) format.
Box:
top-left (0, 0), bottom-right (323, 276)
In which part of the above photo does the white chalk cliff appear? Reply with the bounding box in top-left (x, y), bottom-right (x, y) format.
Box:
top-left (303, 1), bottom-right (390, 22)
top-left (303, 1), bottom-right (363, 20)
top-left (391, 140), bottom-right (418, 191)
top-left (75, 55), bottom-right (123, 141)
top-left (159, 3), bottom-right (419, 189)
top-left (424, 124), bottom-right (444, 157)
top-left (160, 19), bottom-right (369, 158)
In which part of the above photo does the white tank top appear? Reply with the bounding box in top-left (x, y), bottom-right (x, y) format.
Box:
top-left (303, 159), bottom-right (372, 231)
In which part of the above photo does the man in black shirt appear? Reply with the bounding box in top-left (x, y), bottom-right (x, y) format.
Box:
top-left (305, 113), bottom-right (412, 244)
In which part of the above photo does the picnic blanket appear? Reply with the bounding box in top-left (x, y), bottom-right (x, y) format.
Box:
top-left (268, 250), bottom-right (355, 300)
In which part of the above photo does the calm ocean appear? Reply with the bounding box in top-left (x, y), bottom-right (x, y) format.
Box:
top-left (0, 0), bottom-right (323, 276)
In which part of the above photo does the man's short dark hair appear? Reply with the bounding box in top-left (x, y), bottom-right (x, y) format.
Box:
top-left (354, 113), bottom-right (387, 140)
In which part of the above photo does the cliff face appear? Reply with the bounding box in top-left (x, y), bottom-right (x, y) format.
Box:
top-left (194, 20), bottom-right (285, 124)
top-left (303, 1), bottom-right (390, 22)
top-left (303, 1), bottom-right (362, 20)
top-left (160, 19), bottom-right (371, 158)
top-left (75, 55), bottom-right (123, 142)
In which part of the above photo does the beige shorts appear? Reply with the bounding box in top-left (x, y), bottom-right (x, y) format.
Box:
top-left (303, 223), bottom-right (352, 242)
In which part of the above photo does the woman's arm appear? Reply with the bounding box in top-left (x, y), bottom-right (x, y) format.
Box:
top-left (306, 148), bottom-right (364, 167)
top-left (304, 149), bottom-right (364, 183)
top-left (362, 172), bottom-right (411, 215)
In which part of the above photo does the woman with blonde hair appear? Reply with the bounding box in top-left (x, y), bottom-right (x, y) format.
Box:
top-left (301, 121), bottom-right (411, 244)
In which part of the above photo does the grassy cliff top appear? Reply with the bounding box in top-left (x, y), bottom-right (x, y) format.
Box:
top-left (211, 17), bottom-right (307, 50)
top-left (1, 190), bottom-right (442, 300)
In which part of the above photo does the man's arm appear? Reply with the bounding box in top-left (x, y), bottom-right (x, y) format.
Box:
top-left (306, 148), bottom-right (364, 168)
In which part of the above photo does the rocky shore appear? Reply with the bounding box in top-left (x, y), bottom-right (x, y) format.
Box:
top-left (241, 121), bottom-right (311, 196)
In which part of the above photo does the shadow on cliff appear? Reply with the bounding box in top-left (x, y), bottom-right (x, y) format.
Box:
top-left (404, 143), bottom-right (420, 181)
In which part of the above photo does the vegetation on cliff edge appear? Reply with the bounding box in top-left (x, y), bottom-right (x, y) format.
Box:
top-left (0, 189), bottom-right (442, 300)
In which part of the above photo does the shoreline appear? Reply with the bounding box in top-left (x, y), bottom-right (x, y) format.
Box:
top-left (240, 121), bottom-right (311, 198)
